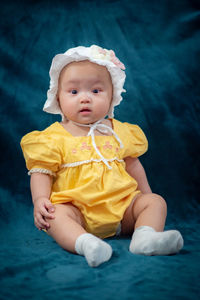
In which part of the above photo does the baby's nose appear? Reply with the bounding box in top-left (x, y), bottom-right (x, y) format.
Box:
top-left (80, 93), bottom-right (91, 103)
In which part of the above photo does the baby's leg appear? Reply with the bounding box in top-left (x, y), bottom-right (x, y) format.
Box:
top-left (121, 193), bottom-right (183, 255)
top-left (46, 203), bottom-right (86, 253)
top-left (46, 203), bottom-right (112, 267)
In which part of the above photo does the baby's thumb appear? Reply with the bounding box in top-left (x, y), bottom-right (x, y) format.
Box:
top-left (46, 201), bottom-right (55, 213)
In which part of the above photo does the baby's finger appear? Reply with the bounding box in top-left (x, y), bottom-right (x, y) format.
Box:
top-left (35, 213), bottom-right (50, 229)
top-left (44, 201), bottom-right (55, 213)
top-left (34, 220), bottom-right (45, 231)
top-left (34, 221), bottom-right (41, 230)
top-left (34, 213), bottom-right (46, 229)
top-left (40, 207), bottom-right (55, 219)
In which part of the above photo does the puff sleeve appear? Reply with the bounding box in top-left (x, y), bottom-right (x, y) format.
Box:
top-left (20, 130), bottom-right (62, 176)
top-left (123, 122), bottom-right (148, 158)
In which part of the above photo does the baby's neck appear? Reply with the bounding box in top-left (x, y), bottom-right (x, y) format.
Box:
top-left (71, 118), bottom-right (104, 127)
top-left (61, 118), bottom-right (113, 137)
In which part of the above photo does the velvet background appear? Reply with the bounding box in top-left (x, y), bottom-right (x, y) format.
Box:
top-left (0, 0), bottom-right (200, 299)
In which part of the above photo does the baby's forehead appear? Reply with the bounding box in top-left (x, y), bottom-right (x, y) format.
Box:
top-left (59, 60), bottom-right (111, 82)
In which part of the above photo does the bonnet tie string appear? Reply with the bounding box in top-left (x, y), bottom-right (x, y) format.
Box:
top-left (71, 119), bottom-right (124, 169)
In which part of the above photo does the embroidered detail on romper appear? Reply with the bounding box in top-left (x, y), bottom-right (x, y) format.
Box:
top-left (80, 142), bottom-right (91, 151)
top-left (70, 119), bottom-right (124, 169)
top-left (103, 141), bottom-right (112, 150)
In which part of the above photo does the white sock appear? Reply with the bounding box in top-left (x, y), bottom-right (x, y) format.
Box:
top-left (129, 226), bottom-right (184, 256)
top-left (75, 233), bottom-right (113, 267)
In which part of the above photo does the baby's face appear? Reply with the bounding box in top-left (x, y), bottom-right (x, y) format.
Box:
top-left (57, 60), bottom-right (113, 124)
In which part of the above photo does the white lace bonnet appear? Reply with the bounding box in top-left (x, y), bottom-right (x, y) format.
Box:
top-left (43, 45), bottom-right (126, 120)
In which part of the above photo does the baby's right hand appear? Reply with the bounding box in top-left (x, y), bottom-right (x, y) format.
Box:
top-left (33, 197), bottom-right (55, 230)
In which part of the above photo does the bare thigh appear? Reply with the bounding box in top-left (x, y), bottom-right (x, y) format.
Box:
top-left (121, 193), bottom-right (140, 236)
top-left (45, 202), bottom-right (86, 253)
top-left (47, 202), bottom-right (85, 227)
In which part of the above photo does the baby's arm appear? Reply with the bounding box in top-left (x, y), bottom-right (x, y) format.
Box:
top-left (125, 157), bottom-right (152, 194)
top-left (30, 173), bottom-right (55, 230)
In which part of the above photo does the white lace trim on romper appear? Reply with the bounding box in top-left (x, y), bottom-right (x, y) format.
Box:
top-left (61, 157), bottom-right (124, 168)
top-left (28, 168), bottom-right (56, 177)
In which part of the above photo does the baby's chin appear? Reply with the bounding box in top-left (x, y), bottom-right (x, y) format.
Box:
top-left (63, 116), bottom-right (98, 125)
top-left (76, 115), bottom-right (106, 125)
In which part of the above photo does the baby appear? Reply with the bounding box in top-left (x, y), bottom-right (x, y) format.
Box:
top-left (21, 45), bottom-right (183, 267)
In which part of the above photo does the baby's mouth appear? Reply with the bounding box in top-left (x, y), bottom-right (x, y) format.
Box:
top-left (80, 108), bottom-right (91, 113)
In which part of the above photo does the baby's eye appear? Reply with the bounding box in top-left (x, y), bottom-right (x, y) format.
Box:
top-left (92, 89), bottom-right (100, 93)
top-left (71, 89), bottom-right (78, 94)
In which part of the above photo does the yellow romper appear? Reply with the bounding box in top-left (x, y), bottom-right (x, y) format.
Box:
top-left (20, 118), bottom-right (148, 238)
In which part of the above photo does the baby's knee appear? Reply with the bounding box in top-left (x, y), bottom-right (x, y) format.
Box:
top-left (150, 193), bottom-right (167, 212)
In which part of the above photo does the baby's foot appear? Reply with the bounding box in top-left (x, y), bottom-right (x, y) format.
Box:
top-left (129, 226), bottom-right (183, 256)
top-left (75, 233), bottom-right (112, 267)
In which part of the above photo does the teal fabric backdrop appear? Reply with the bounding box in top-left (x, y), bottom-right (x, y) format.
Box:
top-left (0, 0), bottom-right (199, 299)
